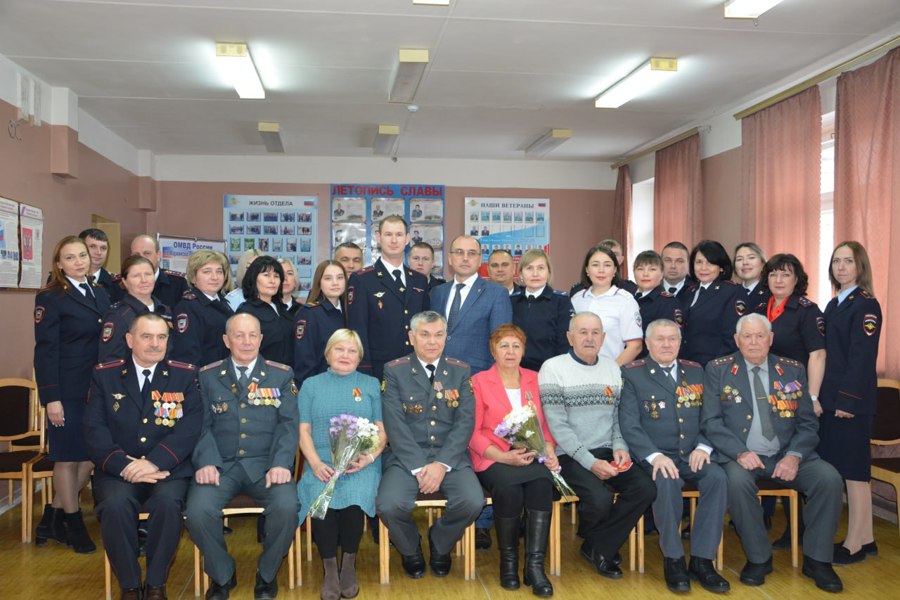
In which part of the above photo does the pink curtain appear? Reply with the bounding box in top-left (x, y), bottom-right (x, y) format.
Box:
top-left (741, 86), bottom-right (822, 298)
top-left (653, 134), bottom-right (702, 250)
top-left (834, 47), bottom-right (900, 378)
top-left (612, 165), bottom-right (632, 278)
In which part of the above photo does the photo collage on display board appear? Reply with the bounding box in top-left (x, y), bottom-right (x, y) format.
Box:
top-left (464, 197), bottom-right (550, 275)
top-left (330, 184), bottom-right (445, 276)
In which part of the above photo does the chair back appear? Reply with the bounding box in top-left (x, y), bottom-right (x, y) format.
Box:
top-left (0, 378), bottom-right (41, 449)
top-left (873, 379), bottom-right (900, 445)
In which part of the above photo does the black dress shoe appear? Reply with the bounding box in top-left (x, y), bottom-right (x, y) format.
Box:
top-left (401, 546), bottom-right (426, 579)
top-left (144, 584), bottom-right (167, 600)
top-left (739, 557), bottom-right (773, 586)
top-left (835, 540), bottom-right (877, 556)
top-left (254, 570), bottom-right (278, 600)
top-left (802, 556), bottom-right (843, 592)
top-left (428, 529), bottom-right (452, 577)
top-left (579, 542), bottom-right (622, 579)
top-left (206, 572), bottom-right (237, 600)
top-left (121, 589), bottom-right (142, 600)
top-left (475, 527), bottom-right (492, 550)
top-left (663, 557), bottom-right (690, 593)
top-left (833, 540), bottom-right (877, 564)
top-left (689, 557), bottom-right (730, 593)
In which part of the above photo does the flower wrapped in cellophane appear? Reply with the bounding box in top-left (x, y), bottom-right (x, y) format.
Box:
top-left (494, 399), bottom-right (575, 500)
top-left (308, 413), bottom-right (380, 519)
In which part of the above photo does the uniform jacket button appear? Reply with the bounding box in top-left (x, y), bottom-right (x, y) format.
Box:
top-left (241, 433), bottom-right (247, 439)
top-left (239, 449), bottom-right (246, 455)
top-left (140, 436), bottom-right (147, 443)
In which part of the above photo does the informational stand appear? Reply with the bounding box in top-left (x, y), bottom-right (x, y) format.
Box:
top-left (18, 203), bottom-right (44, 289)
top-left (157, 234), bottom-right (227, 274)
top-left (223, 195), bottom-right (318, 292)
top-left (330, 184), bottom-right (445, 275)
top-left (0, 197), bottom-right (20, 287)
top-left (464, 197), bottom-right (550, 264)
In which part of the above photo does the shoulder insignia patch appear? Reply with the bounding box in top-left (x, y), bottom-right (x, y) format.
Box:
top-left (777, 357), bottom-right (802, 368)
top-left (674, 307), bottom-right (685, 325)
top-left (181, 291), bottom-right (197, 301)
top-left (176, 313), bottom-right (189, 333)
top-left (863, 313), bottom-right (879, 336)
top-left (860, 289), bottom-right (874, 299)
top-left (445, 357), bottom-right (469, 368)
top-left (95, 359), bottom-right (125, 371)
top-left (385, 356), bottom-right (411, 368)
top-left (166, 359), bottom-right (196, 370)
top-left (797, 296), bottom-right (812, 307)
top-left (624, 359), bottom-right (646, 369)
top-left (348, 285), bottom-right (356, 305)
top-left (200, 359), bottom-right (225, 373)
top-left (295, 320), bottom-right (307, 340)
top-left (264, 359), bottom-right (291, 371)
top-left (101, 321), bottom-right (115, 342)
top-left (735, 299), bottom-right (746, 316)
top-left (34, 306), bottom-right (45, 324)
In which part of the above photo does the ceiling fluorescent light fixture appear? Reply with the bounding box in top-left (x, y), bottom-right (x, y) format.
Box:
top-left (389, 48), bottom-right (429, 103)
top-left (373, 124), bottom-right (400, 155)
top-left (594, 57), bottom-right (678, 109)
top-left (413, 0), bottom-right (451, 5)
top-left (723, 0), bottom-right (784, 18)
top-left (525, 129), bottom-right (572, 158)
top-left (258, 122), bottom-right (284, 153)
top-left (216, 42), bottom-right (265, 99)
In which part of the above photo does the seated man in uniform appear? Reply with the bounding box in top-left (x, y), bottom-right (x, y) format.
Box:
top-left (539, 312), bottom-right (656, 580)
top-left (619, 319), bottom-right (729, 593)
top-left (702, 313), bottom-right (843, 592)
top-left (185, 313), bottom-right (300, 600)
top-left (84, 313), bottom-right (202, 600)
top-left (375, 310), bottom-right (484, 578)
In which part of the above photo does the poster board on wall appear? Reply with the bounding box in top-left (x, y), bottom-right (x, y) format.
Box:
top-left (0, 197), bottom-right (20, 288)
top-left (157, 234), bottom-right (227, 275)
top-left (18, 203), bottom-right (44, 289)
top-left (464, 197), bottom-right (550, 272)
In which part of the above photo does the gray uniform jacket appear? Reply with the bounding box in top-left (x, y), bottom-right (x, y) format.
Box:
top-left (381, 354), bottom-right (475, 472)
top-left (194, 356), bottom-right (299, 483)
top-left (701, 352), bottom-right (818, 462)
top-left (619, 358), bottom-right (710, 463)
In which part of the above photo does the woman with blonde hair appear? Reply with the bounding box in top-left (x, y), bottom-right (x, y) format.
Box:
top-left (171, 249), bottom-right (234, 367)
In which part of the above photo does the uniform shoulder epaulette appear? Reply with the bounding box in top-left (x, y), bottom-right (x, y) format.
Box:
top-left (677, 359), bottom-right (702, 368)
top-left (511, 290), bottom-right (523, 297)
top-left (95, 359), bottom-right (125, 371)
top-left (797, 296), bottom-right (813, 307)
top-left (719, 279), bottom-right (736, 286)
top-left (659, 290), bottom-right (675, 298)
top-left (111, 273), bottom-right (122, 281)
top-left (357, 266), bottom-right (375, 275)
top-left (166, 359), bottom-right (196, 370)
top-left (200, 360), bottom-right (225, 373)
top-left (90, 280), bottom-right (104, 288)
top-left (859, 289), bottom-right (875, 300)
top-left (386, 356), bottom-right (411, 368)
top-left (624, 359), bottom-right (646, 369)
top-left (303, 301), bottom-right (321, 309)
top-left (710, 355), bottom-right (735, 366)
top-left (109, 301), bottom-right (124, 310)
top-left (552, 289), bottom-right (568, 297)
top-left (264, 359), bottom-right (291, 371)
top-left (181, 290), bottom-right (197, 301)
top-left (163, 269), bottom-right (186, 278)
top-left (445, 357), bottom-right (470, 368)
top-left (776, 356), bottom-right (803, 368)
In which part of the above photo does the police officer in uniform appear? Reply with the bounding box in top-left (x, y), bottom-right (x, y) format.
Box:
top-left (131, 234), bottom-right (190, 311)
top-left (632, 250), bottom-right (684, 359)
top-left (186, 313), bottom-right (299, 600)
top-left (171, 250), bottom-right (234, 368)
top-left (619, 319), bottom-right (729, 593)
top-left (347, 216), bottom-right (430, 380)
top-left (702, 314), bottom-right (843, 592)
top-left (293, 260), bottom-right (348, 387)
top-left (375, 311), bottom-right (484, 579)
top-left (80, 228), bottom-right (124, 303)
top-left (84, 313), bottom-right (202, 600)
top-left (682, 241), bottom-right (740, 366)
top-left (408, 242), bottom-right (445, 290)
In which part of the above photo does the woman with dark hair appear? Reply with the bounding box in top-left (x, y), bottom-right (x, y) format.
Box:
top-left (236, 255), bottom-right (295, 365)
top-left (293, 260), bottom-right (349, 387)
top-left (570, 244), bottom-right (643, 364)
top-left (33, 235), bottom-right (110, 552)
top-left (733, 242), bottom-right (769, 316)
top-left (171, 249), bottom-right (234, 367)
top-left (97, 255), bottom-right (172, 362)
top-left (681, 240), bottom-right (739, 365)
top-left (820, 241), bottom-right (881, 565)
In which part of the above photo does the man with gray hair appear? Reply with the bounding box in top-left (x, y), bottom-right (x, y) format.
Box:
top-left (539, 312), bottom-right (656, 580)
top-left (619, 319), bottom-right (729, 593)
top-left (375, 310), bottom-right (484, 579)
top-left (702, 313), bottom-right (843, 592)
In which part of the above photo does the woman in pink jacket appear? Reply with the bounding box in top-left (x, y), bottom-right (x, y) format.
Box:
top-left (470, 323), bottom-right (559, 597)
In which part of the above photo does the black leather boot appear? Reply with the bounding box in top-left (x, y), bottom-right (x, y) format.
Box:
top-left (522, 510), bottom-right (553, 597)
top-left (35, 504), bottom-right (68, 546)
top-left (64, 510), bottom-right (97, 554)
top-left (495, 516), bottom-right (521, 590)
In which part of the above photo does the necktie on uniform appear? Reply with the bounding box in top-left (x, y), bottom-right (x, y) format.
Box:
top-left (392, 269), bottom-right (403, 287)
top-left (662, 363), bottom-right (676, 382)
top-left (141, 369), bottom-right (152, 405)
top-left (447, 283), bottom-right (465, 330)
top-left (691, 285), bottom-right (707, 307)
top-left (752, 366), bottom-right (776, 441)
top-left (237, 365), bottom-right (249, 388)
top-left (635, 292), bottom-right (643, 299)
top-left (668, 287), bottom-right (677, 294)
top-left (426, 363), bottom-right (436, 384)
top-left (79, 282), bottom-right (97, 307)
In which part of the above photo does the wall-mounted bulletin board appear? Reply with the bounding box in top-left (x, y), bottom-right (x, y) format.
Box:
top-left (0, 195), bottom-right (44, 289)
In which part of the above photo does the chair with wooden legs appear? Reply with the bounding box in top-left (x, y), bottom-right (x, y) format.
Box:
top-left (681, 482), bottom-right (725, 569)
top-left (756, 480), bottom-right (799, 567)
top-left (0, 377), bottom-right (43, 543)
top-left (102, 512), bottom-right (151, 600)
top-left (870, 378), bottom-right (900, 536)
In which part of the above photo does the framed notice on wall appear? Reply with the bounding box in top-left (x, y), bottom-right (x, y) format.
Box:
top-left (157, 234), bottom-right (227, 275)
top-left (464, 197), bottom-right (550, 264)
top-left (223, 194), bottom-right (318, 292)
top-left (0, 197), bottom-right (20, 288)
top-left (18, 203), bottom-right (44, 289)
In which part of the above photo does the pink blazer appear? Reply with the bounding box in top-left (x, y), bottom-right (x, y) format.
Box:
top-left (468, 365), bottom-right (556, 473)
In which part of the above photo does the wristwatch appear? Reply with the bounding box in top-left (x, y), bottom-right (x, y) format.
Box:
top-left (810, 394), bottom-right (819, 402)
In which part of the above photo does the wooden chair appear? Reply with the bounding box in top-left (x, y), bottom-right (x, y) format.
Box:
top-left (681, 482), bottom-right (724, 569)
top-left (756, 480), bottom-right (799, 567)
top-left (195, 494), bottom-right (300, 595)
top-left (870, 378), bottom-right (900, 536)
top-left (103, 512), bottom-right (151, 600)
top-left (377, 491), bottom-right (479, 584)
top-left (0, 377), bottom-right (43, 542)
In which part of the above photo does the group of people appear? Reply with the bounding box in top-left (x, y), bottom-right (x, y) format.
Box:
top-left (31, 218), bottom-right (881, 600)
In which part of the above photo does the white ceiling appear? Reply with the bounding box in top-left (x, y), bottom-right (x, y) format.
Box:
top-left (1, 0), bottom-right (898, 162)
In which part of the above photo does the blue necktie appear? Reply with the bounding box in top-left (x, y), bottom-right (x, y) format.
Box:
top-left (447, 283), bottom-right (465, 330)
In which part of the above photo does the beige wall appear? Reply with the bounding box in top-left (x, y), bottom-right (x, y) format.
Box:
top-left (701, 146), bottom-right (743, 249)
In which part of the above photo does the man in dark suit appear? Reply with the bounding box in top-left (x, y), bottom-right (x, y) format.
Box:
top-left (661, 241), bottom-right (696, 302)
top-left (619, 319), bottom-right (729, 593)
top-left (702, 313), bottom-right (843, 592)
top-left (131, 234), bottom-right (189, 310)
top-left (347, 216), bottom-right (430, 380)
top-left (185, 313), bottom-right (300, 600)
top-left (408, 242), bottom-right (445, 290)
top-left (431, 236), bottom-right (512, 375)
top-left (375, 311), bottom-right (484, 578)
top-left (84, 313), bottom-right (202, 600)
top-left (80, 228), bottom-right (123, 303)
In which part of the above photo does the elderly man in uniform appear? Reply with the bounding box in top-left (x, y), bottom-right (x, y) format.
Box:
top-left (539, 312), bottom-right (656, 580)
top-left (131, 234), bottom-right (190, 311)
top-left (185, 313), bottom-right (300, 600)
top-left (84, 313), bottom-right (202, 600)
top-left (375, 310), bottom-right (484, 579)
top-left (702, 313), bottom-right (843, 592)
top-left (619, 319), bottom-right (730, 593)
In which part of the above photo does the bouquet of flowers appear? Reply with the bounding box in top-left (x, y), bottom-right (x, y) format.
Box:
top-left (308, 413), bottom-right (380, 519)
top-left (494, 399), bottom-right (575, 500)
